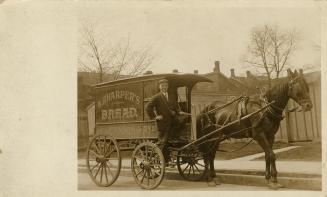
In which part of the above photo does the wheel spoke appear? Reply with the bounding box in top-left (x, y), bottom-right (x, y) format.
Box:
top-left (149, 148), bottom-right (155, 160)
top-left (146, 170), bottom-right (150, 186)
top-left (89, 150), bottom-right (102, 158)
top-left (90, 162), bottom-right (100, 172)
top-left (104, 138), bottom-right (112, 155)
top-left (103, 163), bottom-right (109, 183)
top-left (195, 157), bottom-right (204, 162)
top-left (145, 146), bottom-right (148, 161)
top-left (188, 164), bottom-right (192, 176)
top-left (93, 142), bottom-right (103, 155)
top-left (94, 163), bottom-right (102, 178)
top-left (100, 165), bottom-right (103, 183)
top-left (139, 149), bottom-right (146, 159)
top-left (105, 162), bottom-right (114, 177)
top-left (140, 170), bottom-right (146, 183)
top-left (135, 169), bottom-right (144, 177)
top-left (182, 164), bottom-right (190, 174)
top-left (195, 162), bottom-right (205, 168)
top-left (105, 149), bottom-right (114, 158)
top-left (193, 163), bottom-right (201, 173)
top-left (102, 136), bottom-right (107, 155)
top-left (134, 155), bottom-right (144, 162)
top-left (100, 136), bottom-right (105, 155)
top-left (149, 169), bottom-right (155, 179)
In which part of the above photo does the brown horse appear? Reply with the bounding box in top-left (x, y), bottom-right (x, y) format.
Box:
top-left (197, 69), bottom-right (312, 189)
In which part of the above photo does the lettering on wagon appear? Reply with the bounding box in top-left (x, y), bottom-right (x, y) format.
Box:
top-left (97, 90), bottom-right (141, 109)
top-left (101, 107), bottom-right (138, 121)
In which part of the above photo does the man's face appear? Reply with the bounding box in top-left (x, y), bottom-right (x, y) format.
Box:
top-left (159, 83), bottom-right (168, 93)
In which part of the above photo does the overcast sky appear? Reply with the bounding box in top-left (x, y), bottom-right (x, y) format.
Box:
top-left (78, 1), bottom-right (321, 77)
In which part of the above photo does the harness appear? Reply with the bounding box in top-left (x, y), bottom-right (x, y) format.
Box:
top-left (261, 96), bottom-right (285, 122)
top-left (199, 96), bottom-right (253, 153)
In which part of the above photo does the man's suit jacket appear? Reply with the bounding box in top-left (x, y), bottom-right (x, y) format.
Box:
top-left (146, 92), bottom-right (180, 132)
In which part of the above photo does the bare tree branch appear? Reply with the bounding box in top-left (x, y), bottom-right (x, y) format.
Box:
top-left (78, 20), bottom-right (156, 82)
top-left (243, 24), bottom-right (299, 87)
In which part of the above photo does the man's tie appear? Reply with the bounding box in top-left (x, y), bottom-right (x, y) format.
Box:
top-left (163, 92), bottom-right (168, 101)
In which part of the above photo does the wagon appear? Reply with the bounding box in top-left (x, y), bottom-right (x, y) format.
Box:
top-left (86, 73), bottom-right (275, 189)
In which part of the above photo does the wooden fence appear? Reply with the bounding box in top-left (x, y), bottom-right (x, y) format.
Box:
top-left (78, 111), bottom-right (89, 150)
top-left (275, 82), bottom-right (321, 142)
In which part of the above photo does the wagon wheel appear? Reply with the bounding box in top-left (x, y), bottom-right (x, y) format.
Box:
top-left (177, 149), bottom-right (208, 181)
top-left (131, 141), bottom-right (165, 190)
top-left (86, 134), bottom-right (121, 187)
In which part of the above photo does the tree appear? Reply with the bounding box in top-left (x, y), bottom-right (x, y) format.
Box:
top-left (243, 25), bottom-right (299, 87)
top-left (78, 21), bottom-right (155, 83)
top-left (111, 36), bottom-right (155, 80)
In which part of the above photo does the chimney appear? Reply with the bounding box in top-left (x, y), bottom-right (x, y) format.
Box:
top-left (143, 70), bottom-right (153, 75)
top-left (194, 70), bottom-right (199, 74)
top-left (230, 68), bottom-right (235, 78)
top-left (246, 70), bottom-right (251, 78)
top-left (172, 69), bottom-right (178, 73)
top-left (214, 61), bottom-right (220, 73)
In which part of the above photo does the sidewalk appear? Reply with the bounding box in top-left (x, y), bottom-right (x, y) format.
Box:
top-left (78, 158), bottom-right (321, 176)
top-left (78, 145), bottom-right (322, 190)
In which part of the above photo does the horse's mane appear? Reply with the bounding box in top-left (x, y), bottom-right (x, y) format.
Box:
top-left (264, 79), bottom-right (289, 110)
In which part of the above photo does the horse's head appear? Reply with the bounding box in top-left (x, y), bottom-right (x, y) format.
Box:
top-left (287, 69), bottom-right (313, 111)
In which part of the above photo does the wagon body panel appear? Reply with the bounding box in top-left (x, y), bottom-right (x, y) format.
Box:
top-left (93, 73), bottom-right (212, 140)
top-left (96, 121), bottom-right (158, 140)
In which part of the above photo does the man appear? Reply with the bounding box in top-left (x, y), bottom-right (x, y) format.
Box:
top-left (146, 79), bottom-right (180, 163)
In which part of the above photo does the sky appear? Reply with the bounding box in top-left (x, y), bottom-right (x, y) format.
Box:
top-left (78, 1), bottom-right (321, 77)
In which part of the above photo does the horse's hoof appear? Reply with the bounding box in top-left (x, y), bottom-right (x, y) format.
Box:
top-left (207, 180), bottom-right (216, 187)
top-left (213, 177), bottom-right (221, 185)
top-left (267, 182), bottom-right (280, 190)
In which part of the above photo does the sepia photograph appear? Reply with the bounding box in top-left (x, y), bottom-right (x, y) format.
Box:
top-left (0, 0), bottom-right (325, 196)
top-left (77, 1), bottom-right (322, 191)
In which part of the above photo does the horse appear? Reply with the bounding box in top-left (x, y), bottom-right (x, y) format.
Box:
top-left (196, 69), bottom-right (313, 189)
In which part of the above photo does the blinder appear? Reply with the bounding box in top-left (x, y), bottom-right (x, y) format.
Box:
top-left (287, 76), bottom-right (311, 109)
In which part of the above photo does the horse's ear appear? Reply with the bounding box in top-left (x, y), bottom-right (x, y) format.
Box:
top-left (294, 69), bottom-right (299, 76)
top-left (287, 68), bottom-right (293, 78)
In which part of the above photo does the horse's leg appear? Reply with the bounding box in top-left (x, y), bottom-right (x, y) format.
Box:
top-left (210, 151), bottom-right (221, 185)
top-left (255, 132), bottom-right (279, 190)
top-left (205, 153), bottom-right (216, 187)
top-left (268, 135), bottom-right (283, 188)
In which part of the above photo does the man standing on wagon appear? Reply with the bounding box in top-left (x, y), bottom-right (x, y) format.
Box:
top-left (146, 79), bottom-right (180, 164)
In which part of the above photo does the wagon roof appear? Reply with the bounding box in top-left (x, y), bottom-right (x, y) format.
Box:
top-left (94, 73), bottom-right (212, 88)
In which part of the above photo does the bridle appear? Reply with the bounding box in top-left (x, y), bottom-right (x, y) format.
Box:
top-left (288, 76), bottom-right (311, 107)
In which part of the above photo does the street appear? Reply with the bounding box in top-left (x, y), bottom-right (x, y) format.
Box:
top-left (78, 167), bottom-right (294, 191)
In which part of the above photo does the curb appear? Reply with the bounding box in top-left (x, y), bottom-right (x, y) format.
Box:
top-left (217, 173), bottom-right (321, 191)
top-left (78, 165), bottom-right (321, 191)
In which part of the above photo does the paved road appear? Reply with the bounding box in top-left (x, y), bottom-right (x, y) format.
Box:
top-left (78, 167), bottom-right (294, 191)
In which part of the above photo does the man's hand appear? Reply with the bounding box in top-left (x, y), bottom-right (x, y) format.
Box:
top-left (155, 115), bottom-right (163, 120)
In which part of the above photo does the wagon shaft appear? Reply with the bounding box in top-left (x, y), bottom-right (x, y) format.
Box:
top-left (176, 100), bottom-right (275, 151)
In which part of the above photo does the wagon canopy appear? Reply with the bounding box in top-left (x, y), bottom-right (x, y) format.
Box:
top-left (163, 74), bottom-right (212, 88)
top-left (94, 73), bottom-right (212, 88)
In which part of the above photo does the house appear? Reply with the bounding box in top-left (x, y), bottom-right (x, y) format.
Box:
top-left (191, 61), bottom-right (257, 105)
